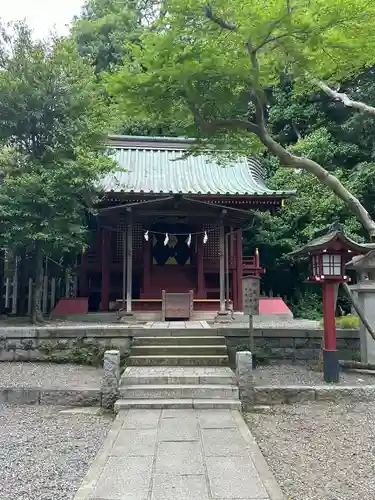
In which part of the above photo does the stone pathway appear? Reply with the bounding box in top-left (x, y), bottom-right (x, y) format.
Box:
top-left (74, 408), bottom-right (284, 500)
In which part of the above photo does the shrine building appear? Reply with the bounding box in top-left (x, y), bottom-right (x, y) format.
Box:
top-left (77, 135), bottom-right (292, 320)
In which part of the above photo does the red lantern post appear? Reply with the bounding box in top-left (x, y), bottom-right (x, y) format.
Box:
top-left (290, 224), bottom-right (373, 383)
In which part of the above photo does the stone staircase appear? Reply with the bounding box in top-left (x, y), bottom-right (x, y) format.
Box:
top-left (127, 335), bottom-right (229, 366)
top-left (115, 335), bottom-right (241, 410)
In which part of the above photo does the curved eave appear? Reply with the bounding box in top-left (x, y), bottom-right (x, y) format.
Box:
top-left (290, 231), bottom-right (375, 257)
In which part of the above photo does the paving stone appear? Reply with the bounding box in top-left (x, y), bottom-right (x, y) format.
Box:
top-left (93, 456), bottom-right (153, 500)
top-left (159, 415), bottom-right (199, 441)
top-left (151, 474), bottom-right (209, 500)
top-left (193, 399), bottom-right (241, 410)
top-left (206, 456), bottom-right (268, 499)
top-left (115, 399), bottom-right (194, 410)
top-left (162, 408), bottom-right (197, 419)
top-left (110, 428), bottom-right (157, 456)
top-left (155, 441), bottom-right (205, 475)
top-left (201, 428), bottom-right (249, 456)
top-left (122, 409), bottom-right (161, 429)
top-left (197, 409), bottom-right (236, 428)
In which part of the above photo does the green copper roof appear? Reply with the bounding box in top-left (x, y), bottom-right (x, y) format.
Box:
top-left (102, 135), bottom-right (293, 196)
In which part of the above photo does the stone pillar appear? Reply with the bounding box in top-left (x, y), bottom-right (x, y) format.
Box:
top-left (351, 283), bottom-right (375, 363)
top-left (236, 351), bottom-right (253, 408)
top-left (101, 350), bottom-right (120, 409)
top-left (347, 251), bottom-right (375, 364)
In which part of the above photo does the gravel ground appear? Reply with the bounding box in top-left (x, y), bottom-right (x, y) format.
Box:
top-left (0, 362), bottom-right (103, 389)
top-left (253, 363), bottom-right (375, 386)
top-left (0, 404), bottom-right (113, 500)
top-left (245, 401), bottom-right (375, 500)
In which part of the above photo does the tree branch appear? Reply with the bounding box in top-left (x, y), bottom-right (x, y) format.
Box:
top-left (204, 6), bottom-right (236, 31)
top-left (192, 113), bottom-right (375, 239)
top-left (313, 78), bottom-right (375, 116)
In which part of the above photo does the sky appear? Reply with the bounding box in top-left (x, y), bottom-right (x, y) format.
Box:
top-left (1, 0), bottom-right (85, 39)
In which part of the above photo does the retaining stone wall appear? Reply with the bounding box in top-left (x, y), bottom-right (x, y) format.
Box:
top-left (222, 328), bottom-right (359, 363)
top-left (0, 327), bottom-right (131, 362)
top-left (0, 326), bottom-right (358, 363)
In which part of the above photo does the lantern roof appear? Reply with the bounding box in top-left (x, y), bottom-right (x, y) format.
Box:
top-left (346, 250), bottom-right (375, 270)
top-left (289, 222), bottom-right (375, 257)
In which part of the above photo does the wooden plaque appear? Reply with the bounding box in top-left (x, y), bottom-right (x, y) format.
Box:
top-left (242, 276), bottom-right (260, 316)
top-left (162, 290), bottom-right (193, 320)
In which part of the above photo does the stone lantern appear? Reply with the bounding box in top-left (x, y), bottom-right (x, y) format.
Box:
top-left (290, 222), bottom-right (373, 382)
top-left (347, 251), bottom-right (375, 363)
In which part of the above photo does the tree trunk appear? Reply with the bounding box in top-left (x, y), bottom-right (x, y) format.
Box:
top-left (0, 249), bottom-right (4, 314)
top-left (30, 244), bottom-right (44, 324)
top-left (18, 249), bottom-right (28, 316)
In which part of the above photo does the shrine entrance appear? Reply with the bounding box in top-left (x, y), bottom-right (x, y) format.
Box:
top-left (151, 222), bottom-right (193, 266)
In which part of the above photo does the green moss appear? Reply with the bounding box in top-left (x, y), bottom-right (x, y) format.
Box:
top-left (335, 314), bottom-right (360, 329)
top-left (39, 338), bottom-right (127, 367)
top-left (319, 314), bottom-right (360, 329)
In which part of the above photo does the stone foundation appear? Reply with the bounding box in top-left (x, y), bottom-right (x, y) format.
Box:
top-left (0, 326), bottom-right (358, 363)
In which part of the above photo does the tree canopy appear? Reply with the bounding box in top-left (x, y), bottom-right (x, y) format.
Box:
top-left (108, 0), bottom-right (375, 237)
top-left (0, 23), bottom-right (116, 321)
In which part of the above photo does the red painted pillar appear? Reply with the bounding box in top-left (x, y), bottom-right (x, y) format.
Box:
top-left (322, 281), bottom-right (339, 382)
top-left (142, 238), bottom-right (151, 297)
top-left (236, 231), bottom-right (243, 311)
top-left (197, 235), bottom-right (205, 298)
top-left (100, 228), bottom-right (110, 311)
top-left (232, 269), bottom-right (238, 310)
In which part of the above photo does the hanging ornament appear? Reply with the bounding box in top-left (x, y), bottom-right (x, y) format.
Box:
top-left (164, 233), bottom-right (169, 246)
top-left (186, 233), bottom-right (191, 247)
top-left (203, 231), bottom-right (208, 244)
top-left (144, 230), bottom-right (149, 241)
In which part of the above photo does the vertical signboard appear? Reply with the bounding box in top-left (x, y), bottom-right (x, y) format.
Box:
top-left (242, 276), bottom-right (260, 315)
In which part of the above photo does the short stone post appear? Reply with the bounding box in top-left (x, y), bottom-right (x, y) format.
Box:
top-left (101, 350), bottom-right (120, 410)
top-left (236, 351), bottom-right (254, 409)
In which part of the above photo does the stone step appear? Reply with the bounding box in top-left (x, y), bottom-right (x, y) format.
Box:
top-left (114, 398), bottom-right (241, 411)
top-left (131, 345), bottom-right (228, 356)
top-left (121, 366), bottom-right (237, 386)
top-left (127, 355), bottom-right (229, 366)
top-left (132, 336), bottom-right (226, 346)
top-left (119, 384), bottom-right (239, 399)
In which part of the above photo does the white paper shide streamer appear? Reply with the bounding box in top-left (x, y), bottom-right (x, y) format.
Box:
top-left (164, 233), bottom-right (169, 246)
top-left (203, 231), bottom-right (208, 244)
top-left (186, 233), bottom-right (191, 247)
top-left (144, 230), bottom-right (149, 241)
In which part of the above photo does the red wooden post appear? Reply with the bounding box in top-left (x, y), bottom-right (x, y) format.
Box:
top-left (322, 281), bottom-right (339, 382)
top-left (232, 269), bottom-right (238, 310)
top-left (236, 231), bottom-right (244, 311)
top-left (143, 238), bottom-right (151, 297)
top-left (197, 234), bottom-right (205, 298)
top-left (100, 228), bottom-right (110, 311)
